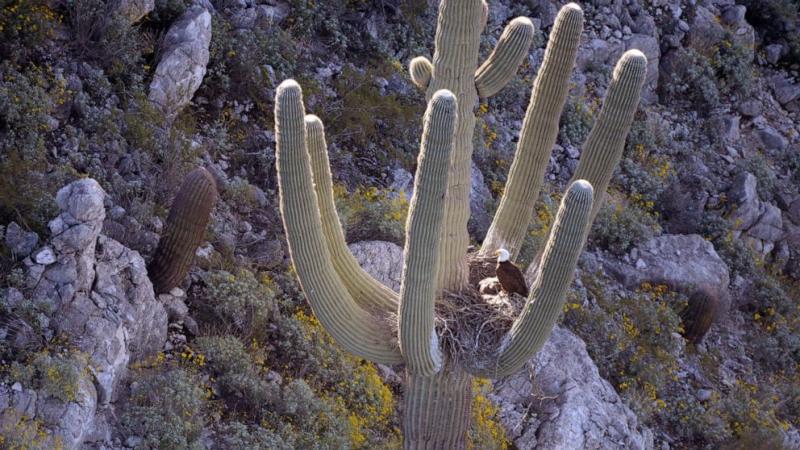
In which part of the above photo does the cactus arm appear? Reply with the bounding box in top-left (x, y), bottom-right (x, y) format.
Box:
top-left (148, 167), bottom-right (218, 294)
top-left (305, 115), bottom-right (400, 314)
top-left (409, 56), bottom-right (433, 90)
top-left (474, 17), bottom-right (535, 98)
top-left (473, 180), bottom-right (593, 378)
top-left (569, 49), bottom-right (648, 221)
top-left (275, 80), bottom-right (403, 365)
top-left (480, 4), bottom-right (583, 259)
top-left (399, 90), bottom-right (457, 376)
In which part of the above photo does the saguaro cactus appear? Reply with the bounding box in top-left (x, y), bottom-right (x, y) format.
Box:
top-left (680, 289), bottom-right (720, 344)
top-left (148, 167), bottom-right (218, 294)
top-left (275, 3), bottom-right (647, 448)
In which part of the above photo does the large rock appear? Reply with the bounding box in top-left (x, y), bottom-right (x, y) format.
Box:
top-left (728, 173), bottom-right (785, 255)
top-left (148, 7), bottom-right (212, 118)
top-left (7, 179), bottom-right (168, 449)
top-left (348, 240), bottom-right (403, 292)
top-left (626, 34), bottom-right (660, 104)
top-left (769, 74), bottom-right (800, 106)
top-left (491, 326), bottom-right (654, 450)
top-left (4, 222), bottom-right (39, 258)
top-left (607, 234), bottom-right (731, 312)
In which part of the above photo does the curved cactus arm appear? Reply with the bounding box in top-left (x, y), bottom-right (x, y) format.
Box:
top-left (569, 49), bottom-right (648, 221)
top-left (275, 80), bottom-right (403, 365)
top-left (305, 115), bottom-right (399, 314)
top-left (473, 180), bottom-right (593, 378)
top-left (409, 56), bottom-right (433, 90)
top-left (399, 90), bottom-right (457, 376)
top-left (480, 3), bottom-right (584, 259)
top-left (475, 17), bottom-right (535, 98)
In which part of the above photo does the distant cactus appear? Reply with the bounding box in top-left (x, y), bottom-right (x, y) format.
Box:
top-left (680, 289), bottom-right (719, 344)
top-left (148, 167), bottom-right (218, 295)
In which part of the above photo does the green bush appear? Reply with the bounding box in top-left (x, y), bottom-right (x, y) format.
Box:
top-left (662, 48), bottom-right (720, 115)
top-left (333, 184), bottom-right (409, 244)
top-left (710, 36), bottom-right (753, 97)
top-left (559, 97), bottom-right (594, 146)
top-left (7, 351), bottom-right (88, 403)
top-left (121, 368), bottom-right (208, 450)
top-left (590, 200), bottom-right (661, 256)
top-left (201, 269), bottom-right (276, 338)
top-left (213, 421), bottom-right (291, 450)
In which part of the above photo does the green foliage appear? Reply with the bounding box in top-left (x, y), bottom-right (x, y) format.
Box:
top-left (61, 0), bottom-right (150, 87)
top-left (0, 62), bottom-right (66, 232)
top-left (565, 281), bottom-right (684, 423)
top-left (746, 278), bottom-right (800, 372)
top-left (559, 96), bottom-right (594, 146)
top-left (618, 114), bottom-right (672, 206)
top-left (121, 368), bottom-right (208, 450)
top-left (7, 350), bottom-right (88, 403)
top-left (699, 214), bottom-right (756, 278)
top-left (709, 37), bottom-right (753, 97)
top-left (737, 154), bottom-right (778, 202)
top-left (662, 48), bottom-right (720, 115)
top-left (333, 184), bottom-right (409, 244)
top-left (0, 0), bottom-right (61, 63)
top-left (201, 269), bottom-right (276, 339)
top-left (0, 409), bottom-right (64, 449)
top-left (213, 421), bottom-right (291, 450)
top-left (590, 199), bottom-right (661, 256)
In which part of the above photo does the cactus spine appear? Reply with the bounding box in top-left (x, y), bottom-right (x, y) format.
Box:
top-left (148, 167), bottom-right (218, 294)
top-left (275, 3), bottom-right (648, 448)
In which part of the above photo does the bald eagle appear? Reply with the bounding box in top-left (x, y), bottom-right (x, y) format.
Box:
top-left (494, 249), bottom-right (529, 297)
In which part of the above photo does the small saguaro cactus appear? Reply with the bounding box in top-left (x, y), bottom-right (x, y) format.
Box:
top-left (680, 288), bottom-right (720, 344)
top-left (275, 2), bottom-right (647, 448)
top-left (148, 167), bottom-right (218, 295)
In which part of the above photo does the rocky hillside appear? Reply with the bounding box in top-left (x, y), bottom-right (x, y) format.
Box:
top-left (0, 0), bottom-right (799, 449)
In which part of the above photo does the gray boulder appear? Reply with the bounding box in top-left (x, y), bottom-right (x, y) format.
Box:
top-left (491, 326), bottom-right (654, 450)
top-left (348, 240), bottom-right (403, 292)
top-left (769, 75), bottom-right (800, 106)
top-left (4, 222), bottom-right (39, 257)
top-left (149, 7), bottom-right (212, 118)
top-left (607, 234), bottom-right (731, 313)
top-left (729, 173), bottom-right (785, 256)
top-left (626, 34), bottom-right (660, 104)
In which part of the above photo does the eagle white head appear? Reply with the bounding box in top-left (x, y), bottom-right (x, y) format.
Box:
top-left (495, 248), bottom-right (510, 262)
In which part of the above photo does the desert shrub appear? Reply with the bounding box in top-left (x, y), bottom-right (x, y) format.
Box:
top-left (590, 200), bottom-right (661, 256)
top-left (213, 421), bottom-right (291, 450)
top-left (559, 96), bottom-right (595, 146)
top-left (618, 114), bottom-right (672, 206)
top-left (334, 184), bottom-right (409, 244)
top-left (121, 368), bottom-right (208, 450)
top-left (7, 350), bottom-right (88, 403)
top-left (470, 378), bottom-right (509, 449)
top-left (271, 309), bottom-right (402, 448)
top-left (201, 269), bottom-right (276, 338)
top-left (737, 154), bottom-right (778, 202)
top-left (61, 0), bottom-right (150, 87)
top-left (662, 48), bottom-right (720, 115)
top-left (746, 278), bottom-right (800, 372)
top-left (0, 409), bottom-right (64, 449)
top-left (0, 0), bottom-right (61, 63)
top-left (194, 335), bottom-right (279, 417)
top-left (709, 36), bottom-right (753, 97)
top-left (699, 214), bottom-right (756, 278)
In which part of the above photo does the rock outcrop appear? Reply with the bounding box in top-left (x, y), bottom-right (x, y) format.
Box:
top-left (148, 6), bottom-right (212, 118)
top-left (1, 179), bottom-right (168, 449)
top-left (728, 172), bottom-right (785, 256)
top-left (349, 240), bottom-right (403, 292)
top-left (491, 326), bottom-right (654, 450)
top-left (606, 234), bottom-right (731, 315)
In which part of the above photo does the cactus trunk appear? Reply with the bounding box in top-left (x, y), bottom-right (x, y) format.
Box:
top-left (403, 366), bottom-right (472, 450)
top-left (425, 0), bottom-right (484, 291)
